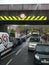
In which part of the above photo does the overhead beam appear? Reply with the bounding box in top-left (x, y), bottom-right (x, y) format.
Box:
top-left (0, 4), bottom-right (49, 10)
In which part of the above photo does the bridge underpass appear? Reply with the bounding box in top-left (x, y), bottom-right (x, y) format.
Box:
top-left (0, 4), bottom-right (49, 65)
top-left (0, 4), bottom-right (49, 32)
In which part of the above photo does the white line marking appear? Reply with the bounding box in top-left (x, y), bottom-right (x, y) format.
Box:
top-left (2, 40), bottom-right (28, 60)
top-left (1, 42), bottom-right (26, 60)
top-left (1, 51), bottom-right (16, 60)
top-left (6, 59), bottom-right (13, 65)
top-left (16, 49), bottom-right (22, 55)
top-left (16, 43), bottom-right (26, 55)
top-left (1, 48), bottom-right (12, 56)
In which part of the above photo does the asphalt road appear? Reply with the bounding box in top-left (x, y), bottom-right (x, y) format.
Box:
top-left (0, 39), bottom-right (34, 65)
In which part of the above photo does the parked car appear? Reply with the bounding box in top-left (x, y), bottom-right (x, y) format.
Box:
top-left (12, 38), bottom-right (19, 47)
top-left (28, 37), bottom-right (41, 51)
top-left (20, 35), bottom-right (26, 42)
top-left (34, 44), bottom-right (49, 65)
top-left (15, 38), bottom-right (22, 45)
top-left (9, 37), bottom-right (22, 47)
top-left (20, 38), bottom-right (26, 42)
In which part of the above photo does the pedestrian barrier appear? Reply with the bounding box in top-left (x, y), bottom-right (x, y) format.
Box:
top-left (0, 16), bottom-right (47, 21)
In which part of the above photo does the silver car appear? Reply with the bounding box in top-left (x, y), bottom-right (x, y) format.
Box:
top-left (28, 37), bottom-right (41, 51)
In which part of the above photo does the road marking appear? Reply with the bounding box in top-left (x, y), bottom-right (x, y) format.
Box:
top-left (1, 48), bottom-right (12, 56)
top-left (16, 42), bottom-right (27, 55)
top-left (1, 39), bottom-right (28, 60)
top-left (6, 59), bottom-right (13, 65)
top-left (16, 49), bottom-right (22, 55)
top-left (1, 42), bottom-right (26, 60)
top-left (1, 51), bottom-right (16, 60)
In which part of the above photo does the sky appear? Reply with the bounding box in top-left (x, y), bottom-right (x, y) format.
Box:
top-left (0, 0), bottom-right (49, 4)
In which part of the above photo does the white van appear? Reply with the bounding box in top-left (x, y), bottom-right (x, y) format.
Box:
top-left (0, 32), bottom-right (13, 59)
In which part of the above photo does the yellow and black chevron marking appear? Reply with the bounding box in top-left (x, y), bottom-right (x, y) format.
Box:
top-left (0, 16), bottom-right (47, 21)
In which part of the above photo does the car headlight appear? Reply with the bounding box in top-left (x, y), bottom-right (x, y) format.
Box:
top-left (35, 54), bottom-right (39, 60)
top-left (29, 46), bottom-right (32, 47)
top-left (29, 45), bottom-right (35, 48)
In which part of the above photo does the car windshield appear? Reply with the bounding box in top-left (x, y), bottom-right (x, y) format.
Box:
top-left (36, 45), bottom-right (49, 52)
top-left (29, 38), bottom-right (40, 42)
top-left (32, 34), bottom-right (39, 37)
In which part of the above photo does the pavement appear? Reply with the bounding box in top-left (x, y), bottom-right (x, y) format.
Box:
top-left (0, 38), bottom-right (34, 65)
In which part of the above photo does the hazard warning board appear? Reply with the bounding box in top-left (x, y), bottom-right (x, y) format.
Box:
top-left (0, 16), bottom-right (47, 21)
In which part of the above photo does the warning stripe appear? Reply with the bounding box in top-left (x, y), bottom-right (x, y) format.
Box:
top-left (0, 16), bottom-right (5, 20)
top-left (30, 16), bottom-right (35, 20)
top-left (8, 16), bottom-right (13, 20)
top-left (43, 17), bottom-right (47, 20)
top-left (21, 16), bottom-right (26, 20)
top-left (17, 16), bottom-right (21, 20)
top-left (34, 16), bottom-right (40, 20)
top-left (39, 16), bottom-right (44, 20)
top-left (4, 16), bottom-right (9, 20)
top-left (0, 16), bottom-right (47, 21)
top-left (12, 16), bottom-right (17, 20)
top-left (26, 16), bottom-right (31, 20)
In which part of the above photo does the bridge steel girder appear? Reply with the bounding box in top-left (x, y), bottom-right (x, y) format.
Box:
top-left (0, 10), bottom-right (48, 32)
top-left (0, 4), bottom-right (49, 32)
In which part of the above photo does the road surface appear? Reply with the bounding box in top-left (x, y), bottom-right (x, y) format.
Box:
top-left (0, 38), bottom-right (34, 65)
